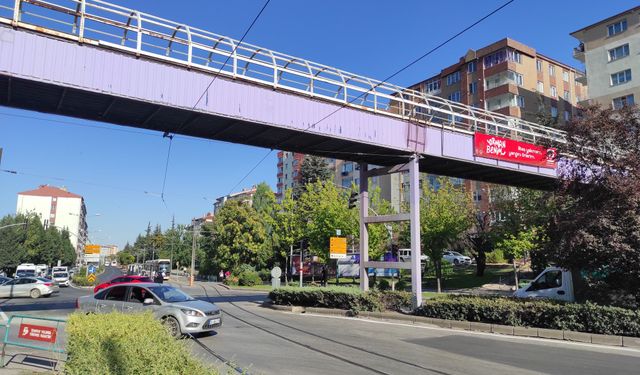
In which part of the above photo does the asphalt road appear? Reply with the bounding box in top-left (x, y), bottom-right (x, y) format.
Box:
top-left (174, 281), bottom-right (640, 375)
top-left (2, 272), bottom-right (640, 375)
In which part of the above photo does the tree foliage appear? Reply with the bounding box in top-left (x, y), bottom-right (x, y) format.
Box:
top-left (294, 155), bottom-right (332, 198)
top-left (546, 105), bottom-right (640, 307)
top-left (418, 178), bottom-right (474, 292)
top-left (0, 214), bottom-right (76, 272)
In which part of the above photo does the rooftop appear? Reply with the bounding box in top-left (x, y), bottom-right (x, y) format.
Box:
top-left (18, 185), bottom-right (83, 199)
top-left (570, 6), bottom-right (640, 36)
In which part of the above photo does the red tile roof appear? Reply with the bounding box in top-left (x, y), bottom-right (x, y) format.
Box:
top-left (18, 185), bottom-right (82, 199)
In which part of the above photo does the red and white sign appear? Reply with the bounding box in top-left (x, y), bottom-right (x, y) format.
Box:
top-left (18, 324), bottom-right (57, 343)
top-left (474, 132), bottom-right (557, 168)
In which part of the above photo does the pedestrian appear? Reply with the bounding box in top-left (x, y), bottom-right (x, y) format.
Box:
top-left (225, 270), bottom-right (231, 280)
top-left (219, 270), bottom-right (224, 281)
top-left (154, 271), bottom-right (164, 284)
top-left (321, 265), bottom-right (328, 287)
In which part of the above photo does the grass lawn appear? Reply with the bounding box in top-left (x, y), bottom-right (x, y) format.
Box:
top-left (422, 264), bottom-right (513, 290)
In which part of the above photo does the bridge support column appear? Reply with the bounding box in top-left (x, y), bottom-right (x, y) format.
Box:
top-left (408, 154), bottom-right (422, 309)
top-left (358, 162), bottom-right (369, 292)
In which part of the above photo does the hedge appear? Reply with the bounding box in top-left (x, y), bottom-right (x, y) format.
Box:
top-left (416, 295), bottom-right (640, 337)
top-left (65, 312), bottom-right (217, 375)
top-left (268, 287), bottom-right (412, 312)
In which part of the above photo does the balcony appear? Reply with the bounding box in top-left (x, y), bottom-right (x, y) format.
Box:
top-left (575, 73), bottom-right (587, 85)
top-left (573, 43), bottom-right (585, 62)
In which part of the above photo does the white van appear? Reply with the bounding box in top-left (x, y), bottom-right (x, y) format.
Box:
top-left (398, 249), bottom-right (429, 263)
top-left (36, 264), bottom-right (48, 277)
top-left (513, 267), bottom-right (575, 302)
top-left (15, 263), bottom-right (37, 278)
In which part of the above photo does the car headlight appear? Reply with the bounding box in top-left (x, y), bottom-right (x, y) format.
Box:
top-left (181, 309), bottom-right (204, 317)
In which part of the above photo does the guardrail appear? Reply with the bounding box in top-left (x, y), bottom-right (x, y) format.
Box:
top-left (0, 0), bottom-right (567, 145)
top-left (1, 314), bottom-right (65, 370)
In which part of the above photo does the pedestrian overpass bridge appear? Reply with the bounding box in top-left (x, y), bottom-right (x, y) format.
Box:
top-left (0, 0), bottom-right (564, 190)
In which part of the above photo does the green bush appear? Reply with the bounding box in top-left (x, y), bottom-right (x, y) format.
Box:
top-left (377, 279), bottom-right (390, 291)
top-left (65, 312), bottom-right (216, 375)
top-left (269, 287), bottom-right (382, 312)
top-left (258, 269), bottom-right (271, 282)
top-left (231, 264), bottom-right (262, 286)
top-left (415, 295), bottom-right (640, 337)
top-left (486, 250), bottom-right (506, 264)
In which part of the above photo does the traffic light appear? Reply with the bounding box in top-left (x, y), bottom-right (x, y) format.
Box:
top-left (348, 192), bottom-right (358, 209)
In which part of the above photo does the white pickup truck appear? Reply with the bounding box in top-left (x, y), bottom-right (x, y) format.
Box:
top-left (513, 267), bottom-right (575, 302)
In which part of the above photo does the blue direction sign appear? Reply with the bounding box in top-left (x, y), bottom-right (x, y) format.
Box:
top-left (87, 265), bottom-right (96, 275)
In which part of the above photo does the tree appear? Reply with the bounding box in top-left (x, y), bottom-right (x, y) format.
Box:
top-left (294, 155), bottom-right (332, 198)
top-left (545, 105), bottom-right (640, 307)
top-left (419, 178), bottom-right (474, 293)
top-left (367, 186), bottom-right (397, 262)
top-left (273, 189), bottom-right (302, 280)
top-left (466, 212), bottom-right (493, 277)
top-left (296, 180), bottom-right (357, 260)
top-left (495, 227), bottom-right (539, 287)
top-left (253, 182), bottom-right (279, 267)
top-left (117, 251), bottom-right (135, 265)
top-left (208, 200), bottom-right (268, 272)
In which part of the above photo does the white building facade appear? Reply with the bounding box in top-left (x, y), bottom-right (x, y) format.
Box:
top-left (16, 185), bottom-right (88, 259)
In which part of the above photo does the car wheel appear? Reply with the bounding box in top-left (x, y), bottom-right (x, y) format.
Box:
top-left (453, 259), bottom-right (459, 265)
top-left (162, 316), bottom-right (182, 339)
top-left (30, 289), bottom-right (41, 299)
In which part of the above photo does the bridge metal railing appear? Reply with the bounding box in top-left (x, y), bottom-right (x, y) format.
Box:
top-left (0, 0), bottom-right (567, 146)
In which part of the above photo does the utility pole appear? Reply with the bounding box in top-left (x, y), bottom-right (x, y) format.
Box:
top-left (190, 219), bottom-right (197, 287)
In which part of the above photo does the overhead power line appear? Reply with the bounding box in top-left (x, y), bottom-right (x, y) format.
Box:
top-left (225, 0), bottom-right (516, 194)
top-left (160, 0), bottom-right (272, 202)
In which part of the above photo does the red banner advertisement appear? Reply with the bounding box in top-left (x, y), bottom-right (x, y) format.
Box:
top-left (474, 132), bottom-right (557, 168)
top-left (18, 323), bottom-right (57, 343)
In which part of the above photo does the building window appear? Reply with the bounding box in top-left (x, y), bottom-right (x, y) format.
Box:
top-left (517, 95), bottom-right (525, 108)
top-left (446, 71), bottom-right (460, 86)
top-left (473, 191), bottom-right (482, 201)
top-left (548, 64), bottom-right (555, 76)
top-left (537, 81), bottom-right (544, 93)
top-left (448, 91), bottom-right (461, 102)
top-left (536, 60), bottom-right (542, 72)
top-left (608, 44), bottom-right (630, 61)
top-left (424, 79), bottom-right (441, 93)
top-left (467, 61), bottom-right (476, 73)
top-left (564, 110), bottom-right (570, 121)
top-left (563, 90), bottom-right (570, 101)
top-left (468, 82), bottom-right (477, 94)
top-left (551, 86), bottom-right (557, 98)
top-left (607, 19), bottom-right (627, 36)
top-left (611, 69), bottom-right (632, 86)
top-left (612, 94), bottom-right (635, 109)
top-left (510, 50), bottom-right (522, 63)
top-left (551, 106), bottom-right (558, 118)
top-left (563, 71), bottom-right (569, 82)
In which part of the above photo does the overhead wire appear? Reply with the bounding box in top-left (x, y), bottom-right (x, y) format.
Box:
top-left (224, 0), bottom-right (516, 194)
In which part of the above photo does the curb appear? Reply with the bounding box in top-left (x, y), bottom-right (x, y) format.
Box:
top-left (261, 304), bottom-right (640, 349)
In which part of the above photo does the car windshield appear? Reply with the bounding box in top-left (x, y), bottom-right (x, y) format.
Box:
top-left (37, 278), bottom-right (51, 282)
top-left (17, 270), bottom-right (35, 277)
top-left (53, 273), bottom-right (68, 278)
top-left (451, 252), bottom-right (463, 256)
top-left (148, 286), bottom-right (195, 303)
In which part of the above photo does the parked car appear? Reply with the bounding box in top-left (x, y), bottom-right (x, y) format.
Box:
top-left (93, 275), bottom-right (153, 293)
top-left (52, 271), bottom-right (70, 287)
top-left (0, 277), bottom-right (59, 298)
top-left (0, 276), bottom-right (12, 285)
top-left (442, 251), bottom-right (472, 266)
top-left (77, 283), bottom-right (222, 338)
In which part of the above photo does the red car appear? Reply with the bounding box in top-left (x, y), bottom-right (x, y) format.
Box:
top-left (93, 275), bottom-right (153, 293)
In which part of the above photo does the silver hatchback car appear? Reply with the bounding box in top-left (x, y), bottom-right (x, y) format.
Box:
top-left (76, 283), bottom-right (222, 338)
top-left (0, 277), bottom-right (59, 298)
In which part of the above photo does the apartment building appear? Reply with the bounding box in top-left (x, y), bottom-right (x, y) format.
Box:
top-left (403, 38), bottom-right (587, 213)
top-left (412, 38), bottom-right (587, 125)
top-left (571, 6), bottom-right (640, 109)
top-left (16, 185), bottom-right (88, 257)
top-left (276, 152), bottom-right (401, 210)
top-left (213, 186), bottom-right (257, 214)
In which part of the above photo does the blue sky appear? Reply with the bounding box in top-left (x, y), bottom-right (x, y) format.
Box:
top-left (0, 0), bottom-right (636, 248)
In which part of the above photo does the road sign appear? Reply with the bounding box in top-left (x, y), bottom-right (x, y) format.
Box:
top-left (329, 237), bottom-right (347, 259)
top-left (87, 273), bottom-right (96, 283)
top-left (85, 244), bottom-right (101, 254)
top-left (18, 324), bottom-right (57, 343)
top-left (87, 264), bottom-right (96, 274)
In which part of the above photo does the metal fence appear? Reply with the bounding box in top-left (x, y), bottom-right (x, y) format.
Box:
top-left (0, 0), bottom-right (567, 145)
